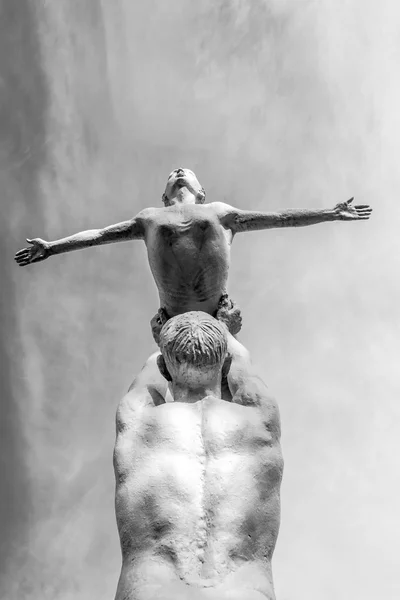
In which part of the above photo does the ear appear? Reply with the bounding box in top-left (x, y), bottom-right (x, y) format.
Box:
top-left (162, 193), bottom-right (170, 206)
top-left (197, 187), bottom-right (206, 204)
top-left (157, 354), bottom-right (172, 382)
top-left (221, 352), bottom-right (232, 381)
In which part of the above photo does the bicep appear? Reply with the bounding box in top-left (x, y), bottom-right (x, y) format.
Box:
top-left (215, 203), bottom-right (276, 234)
top-left (230, 209), bottom-right (279, 233)
top-left (100, 216), bottom-right (145, 242)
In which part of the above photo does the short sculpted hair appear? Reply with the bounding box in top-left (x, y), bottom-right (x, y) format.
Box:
top-left (159, 312), bottom-right (227, 369)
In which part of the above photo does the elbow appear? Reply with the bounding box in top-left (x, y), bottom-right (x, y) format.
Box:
top-left (231, 213), bottom-right (249, 233)
top-left (95, 229), bottom-right (109, 244)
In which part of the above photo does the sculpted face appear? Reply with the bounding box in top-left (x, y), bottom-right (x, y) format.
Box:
top-left (163, 168), bottom-right (206, 205)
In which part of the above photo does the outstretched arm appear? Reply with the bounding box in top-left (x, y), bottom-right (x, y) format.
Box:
top-left (14, 210), bottom-right (148, 267)
top-left (219, 198), bottom-right (372, 234)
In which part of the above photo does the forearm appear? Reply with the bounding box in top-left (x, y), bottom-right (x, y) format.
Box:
top-left (48, 229), bottom-right (104, 256)
top-left (232, 207), bottom-right (337, 232)
top-left (48, 219), bottom-right (139, 256)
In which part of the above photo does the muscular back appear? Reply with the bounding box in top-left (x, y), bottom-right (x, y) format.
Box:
top-left (141, 203), bottom-right (233, 316)
top-left (113, 375), bottom-right (283, 600)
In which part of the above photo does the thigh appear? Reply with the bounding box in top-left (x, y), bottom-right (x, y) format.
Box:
top-left (226, 333), bottom-right (252, 395)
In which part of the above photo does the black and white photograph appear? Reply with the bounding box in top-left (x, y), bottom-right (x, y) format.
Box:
top-left (1, 2), bottom-right (397, 599)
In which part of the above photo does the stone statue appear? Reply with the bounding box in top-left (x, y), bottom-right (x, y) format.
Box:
top-left (15, 169), bottom-right (372, 599)
top-left (114, 312), bottom-right (283, 600)
top-left (14, 168), bottom-right (372, 341)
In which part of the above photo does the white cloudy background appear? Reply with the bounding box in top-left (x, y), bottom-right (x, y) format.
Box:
top-left (1, 1), bottom-right (399, 599)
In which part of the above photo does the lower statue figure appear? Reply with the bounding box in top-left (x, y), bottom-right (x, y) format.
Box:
top-left (113, 312), bottom-right (283, 600)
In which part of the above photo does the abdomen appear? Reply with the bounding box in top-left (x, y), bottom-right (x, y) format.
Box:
top-left (145, 219), bottom-right (231, 314)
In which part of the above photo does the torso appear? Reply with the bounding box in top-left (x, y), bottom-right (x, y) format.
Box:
top-left (113, 383), bottom-right (283, 599)
top-left (142, 203), bottom-right (232, 316)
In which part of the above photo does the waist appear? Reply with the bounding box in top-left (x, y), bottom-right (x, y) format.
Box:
top-left (118, 553), bottom-right (275, 598)
top-left (159, 291), bottom-right (223, 317)
top-left (116, 513), bottom-right (275, 577)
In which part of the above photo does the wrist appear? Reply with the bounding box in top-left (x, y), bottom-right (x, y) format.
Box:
top-left (327, 208), bottom-right (339, 221)
top-left (47, 241), bottom-right (56, 256)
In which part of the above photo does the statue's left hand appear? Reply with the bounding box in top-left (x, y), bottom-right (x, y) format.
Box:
top-left (14, 238), bottom-right (50, 266)
top-left (334, 198), bottom-right (372, 221)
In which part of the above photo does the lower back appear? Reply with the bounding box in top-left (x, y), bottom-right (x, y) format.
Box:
top-left (116, 556), bottom-right (275, 600)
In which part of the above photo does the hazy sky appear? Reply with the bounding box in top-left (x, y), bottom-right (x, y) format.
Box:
top-left (1, 1), bottom-right (399, 599)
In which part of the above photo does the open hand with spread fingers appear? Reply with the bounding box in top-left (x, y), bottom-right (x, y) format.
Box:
top-left (334, 198), bottom-right (373, 221)
top-left (14, 238), bottom-right (50, 267)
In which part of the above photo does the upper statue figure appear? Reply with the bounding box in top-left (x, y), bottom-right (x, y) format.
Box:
top-left (15, 168), bottom-right (372, 333)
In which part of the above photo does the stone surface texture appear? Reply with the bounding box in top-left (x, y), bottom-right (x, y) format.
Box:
top-left (114, 312), bottom-right (283, 600)
top-left (14, 167), bottom-right (372, 599)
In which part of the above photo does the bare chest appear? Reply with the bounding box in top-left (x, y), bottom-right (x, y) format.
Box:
top-left (143, 209), bottom-right (232, 309)
top-left (147, 205), bottom-right (227, 241)
top-left (145, 207), bottom-right (230, 263)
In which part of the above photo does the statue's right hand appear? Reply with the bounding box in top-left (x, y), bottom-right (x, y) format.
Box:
top-left (14, 238), bottom-right (50, 267)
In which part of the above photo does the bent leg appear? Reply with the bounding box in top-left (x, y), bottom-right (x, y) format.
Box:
top-left (226, 334), bottom-right (276, 411)
top-left (215, 293), bottom-right (242, 335)
top-left (225, 333), bottom-right (253, 397)
top-left (150, 307), bottom-right (170, 345)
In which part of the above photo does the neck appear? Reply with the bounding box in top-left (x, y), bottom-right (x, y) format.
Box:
top-left (171, 375), bottom-right (221, 403)
top-left (170, 187), bottom-right (197, 205)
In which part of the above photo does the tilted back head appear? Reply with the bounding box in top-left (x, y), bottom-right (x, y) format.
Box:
top-left (162, 168), bottom-right (206, 206)
top-left (159, 312), bottom-right (227, 381)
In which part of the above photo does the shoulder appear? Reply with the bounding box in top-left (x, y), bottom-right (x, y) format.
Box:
top-left (234, 376), bottom-right (280, 427)
top-left (208, 202), bottom-right (240, 229)
top-left (208, 201), bottom-right (235, 215)
top-left (116, 353), bottom-right (168, 429)
top-left (130, 207), bottom-right (164, 237)
top-left (135, 206), bottom-right (161, 223)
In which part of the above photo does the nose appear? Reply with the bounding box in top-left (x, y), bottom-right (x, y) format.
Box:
top-left (176, 168), bottom-right (185, 175)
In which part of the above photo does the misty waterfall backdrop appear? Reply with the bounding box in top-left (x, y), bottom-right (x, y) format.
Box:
top-left (1, 1), bottom-right (399, 599)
